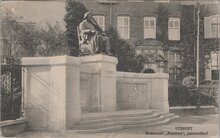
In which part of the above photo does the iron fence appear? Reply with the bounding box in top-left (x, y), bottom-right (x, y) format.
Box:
top-left (1, 64), bottom-right (23, 121)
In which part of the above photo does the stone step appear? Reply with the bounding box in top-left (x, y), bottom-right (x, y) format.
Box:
top-left (71, 125), bottom-right (124, 134)
top-left (154, 112), bottom-right (180, 121)
top-left (72, 110), bottom-right (179, 133)
top-left (152, 110), bottom-right (179, 120)
top-left (82, 110), bottom-right (153, 121)
top-left (153, 110), bottom-right (169, 115)
top-left (72, 118), bottom-right (171, 134)
top-left (79, 113), bottom-right (159, 125)
top-left (123, 118), bottom-right (170, 129)
top-left (74, 116), bottom-right (165, 130)
top-left (169, 115), bottom-right (180, 121)
top-left (163, 113), bottom-right (175, 118)
top-left (73, 121), bottom-right (118, 130)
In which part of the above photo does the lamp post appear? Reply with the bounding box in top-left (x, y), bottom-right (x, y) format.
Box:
top-left (196, 2), bottom-right (200, 88)
top-left (195, 2), bottom-right (201, 114)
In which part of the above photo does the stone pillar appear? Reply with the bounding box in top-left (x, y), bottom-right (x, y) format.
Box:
top-left (150, 73), bottom-right (169, 113)
top-left (22, 56), bottom-right (81, 131)
top-left (80, 54), bottom-right (118, 112)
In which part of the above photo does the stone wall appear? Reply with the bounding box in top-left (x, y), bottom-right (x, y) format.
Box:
top-left (116, 72), bottom-right (169, 113)
top-left (1, 118), bottom-right (27, 136)
top-left (116, 72), bottom-right (150, 110)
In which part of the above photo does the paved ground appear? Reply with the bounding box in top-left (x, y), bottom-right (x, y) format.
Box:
top-left (11, 114), bottom-right (218, 138)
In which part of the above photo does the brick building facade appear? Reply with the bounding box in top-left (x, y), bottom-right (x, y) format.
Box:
top-left (81, 0), bottom-right (181, 45)
top-left (80, 0), bottom-right (219, 83)
top-left (1, 0), bottom-right (219, 83)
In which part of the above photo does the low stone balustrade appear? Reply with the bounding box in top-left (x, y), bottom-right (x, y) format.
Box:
top-left (116, 72), bottom-right (169, 113)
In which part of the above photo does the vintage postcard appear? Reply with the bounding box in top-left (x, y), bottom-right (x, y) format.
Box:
top-left (0, 0), bottom-right (219, 137)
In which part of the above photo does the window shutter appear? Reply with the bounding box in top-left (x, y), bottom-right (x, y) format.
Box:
top-left (204, 17), bottom-right (211, 38)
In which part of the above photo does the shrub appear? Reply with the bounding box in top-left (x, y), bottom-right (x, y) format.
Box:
top-left (169, 83), bottom-right (217, 106)
top-left (64, 0), bottom-right (88, 56)
top-left (182, 76), bottom-right (196, 89)
top-left (2, 14), bottom-right (68, 63)
top-left (169, 84), bottom-right (190, 106)
top-left (105, 27), bottom-right (144, 72)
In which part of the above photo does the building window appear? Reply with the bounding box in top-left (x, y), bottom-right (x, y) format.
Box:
top-left (93, 15), bottom-right (105, 31)
top-left (169, 52), bottom-right (175, 67)
top-left (117, 16), bottom-right (130, 39)
top-left (176, 68), bottom-right (182, 81)
top-left (168, 18), bottom-right (180, 40)
top-left (211, 16), bottom-right (220, 38)
top-left (204, 15), bottom-right (220, 38)
top-left (176, 53), bottom-right (182, 67)
top-left (144, 17), bottom-right (156, 39)
top-left (169, 68), bottom-right (174, 82)
top-left (168, 52), bottom-right (183, 82)
top-left (211, 51), bottom-right (219, 80)
top-left (168, 52), bottom-right (182, 67)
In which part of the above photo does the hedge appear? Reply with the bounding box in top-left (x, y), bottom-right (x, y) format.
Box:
top-left (169, 84), bottom-right (216, 106)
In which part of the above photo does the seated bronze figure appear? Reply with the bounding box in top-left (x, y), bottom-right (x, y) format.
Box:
top-left (78, 11), bottom-right (112, 56)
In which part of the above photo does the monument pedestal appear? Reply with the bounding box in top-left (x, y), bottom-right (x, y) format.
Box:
top-left (80, 54), bottom-right (118, 112)
top-left (22, 56), bottom-right (81, 131)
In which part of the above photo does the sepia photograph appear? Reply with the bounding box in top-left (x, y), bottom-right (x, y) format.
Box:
top-left (0, 0), bottom-right (219, 137)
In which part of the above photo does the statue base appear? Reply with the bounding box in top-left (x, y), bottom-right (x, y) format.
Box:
top-left (80, 54), bottom-right (118, 112)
